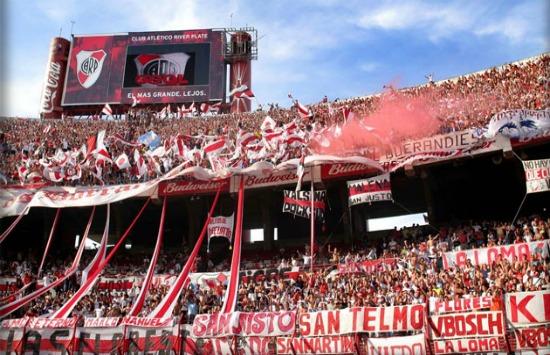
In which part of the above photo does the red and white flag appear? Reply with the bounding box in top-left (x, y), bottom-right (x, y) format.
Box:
top-left (26, 172), bottom-right (43, 183)
top-left (200, 103), bottom-right (210, 113)
top-left (234, 88), bottom-right (255, 99)
top-left (115, 153), bottom-right (131, 170)
top-left (134, 149), bottom-right (147, 177)
top-left (131, 95), bottom-right (140, 107)
top-left (204, 138), bottom-right (226, 156)
top-left (295, 101), bottom-right (312, 119)
top-left (101, 103), bottom-right (113, 117)
top-left (43, 167), bottom-right (64, 182)
top-left (261, 116), bottom-right (276, 131)
top-left (237, 130), bottom-right (258, 147)
top-left (285, 133), bottom-right (305, 147)
top-left (172, 136), bottom-right (186, 157)
top-left (43, 124), bottom-right (52, 134)
top-left (17, 165), bottom-right (29, 180)
top-left (93, 130), bottom-right (111, 163)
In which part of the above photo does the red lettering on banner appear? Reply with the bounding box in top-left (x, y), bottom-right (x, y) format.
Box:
top-left (515, 325), bottom-right (550, 349)
top-left (433, 312), bottom-right (503, 338)
top-left (314, 313), bottom-right (325, 336)
top-left (434, 338), bottom-right (501, 354)
top-left (300, 313), bottom-right (311, 336)
top-left (510, 295), bottom-right (536, 323)
top-left (327, 311), bottom-right (339, 334)
top-left (363, 308), bottom-right (377, 331)
top-left (393, 306), bottom-right (407, 330)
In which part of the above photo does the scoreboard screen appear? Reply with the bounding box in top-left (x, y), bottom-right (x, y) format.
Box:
top-left (62, 29), bottom-right (225, 105)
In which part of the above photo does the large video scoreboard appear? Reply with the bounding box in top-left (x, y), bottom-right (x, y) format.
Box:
top-left (62, 29), bottom-right (225, 105)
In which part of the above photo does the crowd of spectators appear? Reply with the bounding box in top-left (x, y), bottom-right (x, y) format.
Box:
top-left (0, 54), bottom-right (547, 186)
top-left (1, 214), bottom-right (548, 323)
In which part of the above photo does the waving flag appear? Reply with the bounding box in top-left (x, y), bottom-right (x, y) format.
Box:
top-left (237, 130), bottom-right (258, 147)
top-left (200, 103), bottom-right (210, 113)
top-left (134, 149), bottom-right (147, 177)
top-left (43, 167), bottom-right (64, 182)
top-left (115, 153), bottom-right (131, 170)
top-left (138, 131), bottom-right (161, 150)
top-left (295, 101), bottom-right (312, 119)
top-left (204, 138), bottom-right (226, 156)
top-left (261, 116), bottom-right (276, 131)
top-left (131, 95), bottom-right (140, 107)
top-left (101, 103), bottom-right (113, 117)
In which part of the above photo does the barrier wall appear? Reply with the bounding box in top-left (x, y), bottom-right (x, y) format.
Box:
top-left (1, 291), bottom-right (548, 354)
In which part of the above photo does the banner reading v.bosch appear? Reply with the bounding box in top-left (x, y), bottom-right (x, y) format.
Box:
top-left (63, 29), bottom-right (225, 106)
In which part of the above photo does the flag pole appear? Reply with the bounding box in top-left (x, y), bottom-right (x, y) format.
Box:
top-left (310, 183), bottom-right (315, 272)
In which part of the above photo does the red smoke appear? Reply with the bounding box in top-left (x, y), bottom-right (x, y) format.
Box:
top-left (310, 90), bottom-right (442, 155)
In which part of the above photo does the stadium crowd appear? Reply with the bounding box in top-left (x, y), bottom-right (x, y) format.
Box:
top-left (1, 214), bottom-right (548, 323)
top-left (0, 54), bottom-right (547, 186)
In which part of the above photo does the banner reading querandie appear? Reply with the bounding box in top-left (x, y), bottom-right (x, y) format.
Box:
top-left (347, 173), bottom-right (392, 206)
top-left (522, 158), bottom-right (550, 193)
top-left (282, 190), bottom-right (326, 220)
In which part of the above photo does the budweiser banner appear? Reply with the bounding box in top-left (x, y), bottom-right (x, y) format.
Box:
top-left (522, 158), bottom-right (550, 193)
top-left (282, 190), bottom-right (326, 220)
top-left (297, 305), bottom-right (425, 336)
top-left (277, 335), bottom-right (356, 354)
top-left (433, 336), bottom-right (506, 354)
top-left (208, 214), bottom-right (235, 241)
top-left (365, 334), bottom-right (426, 355)
top-left (429, 311), bottom-right (505, 339)
top-left (347, 173), bottom-right (392, 206)
top-left (430, 296), bottom-right (493, 315)
top-left (158, 178), bottom-right (230, 196)
top-left (505, 290), bottom-right (550, 327)
top-left (191, 311), bottom-right (296, 338)
top-left (442, 240), bottom-right (550, 269)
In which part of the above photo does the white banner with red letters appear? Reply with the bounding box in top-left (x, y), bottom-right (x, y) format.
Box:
top-left (522, 158), bottom-right (550, 193)
top-left (158, 178), bottom-right (230, 196)
top-left (347, 173), bottom-right (392, 206)
top-left (276, 335), bottom-right (356, 354)
top-left (297, 305), bottom-right (425, 336)
top-left (365, 333), bottom-right (426, 355)
top-left (184, 335), bottom-right (271, 355)
top-left (429, 296), bottom-right (493, 315)
top-left (191, 311), bottom-right (296, 338)
top-left (432, 336), bottom-right (506, 354)
top-left (505, 290), bottom-right (550, 327)
top-left (442, 240), bottom-right (550, 269)
top-left (513, 324), bottom-right (550, 352)
top-left (429, 311), bottom-right (505, 339)
top-left (208, 214), bottom-right (234, 241)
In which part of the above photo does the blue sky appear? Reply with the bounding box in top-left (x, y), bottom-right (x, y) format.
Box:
top-left (1, 0), bottom-right (547, 117)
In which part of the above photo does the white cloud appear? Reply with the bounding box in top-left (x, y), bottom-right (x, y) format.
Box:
top-left (355, 0), bottom-right (544, 44)
top-left (359, 62), bottom-right (379, 73)
top-left (1, 78), bottom-right (44, 117)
